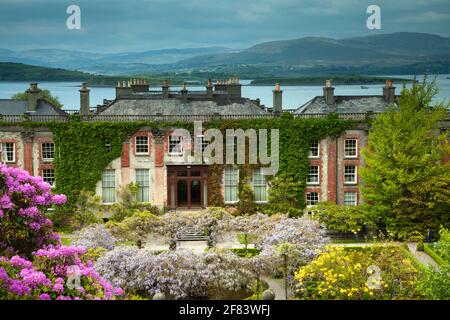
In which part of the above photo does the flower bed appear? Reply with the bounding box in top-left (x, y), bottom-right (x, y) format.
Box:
top-left (294, 245), bottom-right (422, 300)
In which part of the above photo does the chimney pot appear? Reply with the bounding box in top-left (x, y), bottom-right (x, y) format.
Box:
top-left (181, 83), bottom-right (188, 102)
top-left (79, 82), bottom-right (90, 115)
top-left (26, 83), bottom-right (41, 112)
top-left (273, 83), bottom-right (283, 115)
top-left (162, 80), bottom-right (170, 99)
top-left (383, 80), bottom-right (396, 104)
top-left (206, 79), bottom-right (213, 98)
top-left (323, 80), bottom-right (335, 106)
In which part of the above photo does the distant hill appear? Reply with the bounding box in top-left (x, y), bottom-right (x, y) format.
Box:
top-left (176, 32), bottom-right (450, 68)
top-left (250, 76), bottom-right (412, 86)
top-left (0, 62), bottom-right (95, 81)
top-left (0, 47), bottom-right (235, 75)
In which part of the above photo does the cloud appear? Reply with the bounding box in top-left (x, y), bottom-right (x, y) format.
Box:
top-left (0, 0), bottom-right (449, 52)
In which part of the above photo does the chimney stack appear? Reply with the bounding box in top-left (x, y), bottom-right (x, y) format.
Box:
top-left (206, 79), bottom-right (213, 98)
top-left (162, 80), bottom-right (170, 99)
top-left (79, 82), bottom-right (90, 115)
top-left (383, 80), bottom-right (396, 104)
top-left (115, 80), bottom-right (133, 99)
top-left (273, 83), bottom-right (283, 115)
top-left (131, 79), bottom-right (150, 93)
top-left (323, 80), bottom-right (335, 106)
top-left (181, 82), bottom-right (188, 103)
top-left (26, 83), bottom-right (41, 112)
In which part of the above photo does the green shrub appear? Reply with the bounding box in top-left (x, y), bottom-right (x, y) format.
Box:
top-left (417, 241), bottom-right (425, 252)
top-left (424, 244), bottom-right (446, 266)
top-left (230, 248), bottom-right (260, 257)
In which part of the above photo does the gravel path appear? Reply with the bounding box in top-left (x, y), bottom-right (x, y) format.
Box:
top-left (407, 243), bottom-right (439, 269)
top-left (262, 277), bottom-right (290, 300)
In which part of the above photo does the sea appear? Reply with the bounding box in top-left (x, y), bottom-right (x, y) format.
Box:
top-left (0, 74), bottom-right (449, 110)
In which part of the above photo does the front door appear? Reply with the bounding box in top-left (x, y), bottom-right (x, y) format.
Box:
top-left (168, 166), bottom-right (208, 209)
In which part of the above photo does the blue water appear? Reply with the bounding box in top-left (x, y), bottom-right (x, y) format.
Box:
top-left (0, 75), bottom-right (449, 110)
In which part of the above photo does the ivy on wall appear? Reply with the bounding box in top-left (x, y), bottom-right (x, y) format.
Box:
top-left (1, 113), bottom-right (353, 214)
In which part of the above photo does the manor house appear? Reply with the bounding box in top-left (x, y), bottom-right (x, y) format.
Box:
top-left (0, 79), bottom-right (446, 211)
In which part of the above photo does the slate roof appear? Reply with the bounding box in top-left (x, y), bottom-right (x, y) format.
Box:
top-left (0, 99), bottom-right (66, 116)
top-left (99, 95), bottom-right (267, 116)
top-left (294, 96), bottom-right (394, 114)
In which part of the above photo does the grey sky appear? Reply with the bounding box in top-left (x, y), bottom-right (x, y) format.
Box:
top-left (1, 0), bottom-right (450, 52)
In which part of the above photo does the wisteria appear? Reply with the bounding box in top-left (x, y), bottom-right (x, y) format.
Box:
top-left (95, 246), bottom-right (258, 300)
top-left (73, 224), bottom-right (118, 250)
top-left (0, 164), bottom-right (66, 257)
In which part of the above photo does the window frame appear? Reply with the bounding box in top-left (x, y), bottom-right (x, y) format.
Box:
top-left (41, 142), bottom-right (55, 162)
top-left (307, 165), bottom-right (320, 185)
top-left (42, 168), bottom-right (55, 187)
top-left (168, 136), bottom-right (183, 156)
top-left (104, 139), bottom-right (112, 153)
top-left (344, 139), bottom-right (358, 159)
top-left (223, 167), bottom-right (239, 204)
top-left (196, 135), bottom-right (209, 154)
top-left (306, 192), bottom-right (319, 206)
top-left (102, 169), bottom-right (116, 204)
top-left (253, 169), bottom-right (268, 203)
top-left (1, 142), bottom-right (15, 163)
top-left (344, 165), bottom-right (358, 185)
top-left (135, 136), bottom-right (149, 155)
top-left (136, 169), bottom-right (150, 203)
top-left (309, 139), bottom-right (320, 158)
top-left (344, 192), bottom-right (358, 206)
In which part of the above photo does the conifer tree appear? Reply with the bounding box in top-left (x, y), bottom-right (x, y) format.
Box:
top-left (361, 78), bottom-right (450, 239)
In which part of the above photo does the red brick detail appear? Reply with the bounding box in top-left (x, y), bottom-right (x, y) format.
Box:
top-left (327, 138), bottom-right (337, 203)
top-left (121, 141), bottom-right (130, 168)
top-left (155, 143), bottom-right (164, 167)
top-left (23, 141), bottom-right (33, 174)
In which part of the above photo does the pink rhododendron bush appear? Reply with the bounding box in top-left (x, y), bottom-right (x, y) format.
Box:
top-left (0, 164), bottom-right (65, 257)
top-left (0, 164), bottom-right (123, 300)
top-left (0, 246), bottom-right (123, 300)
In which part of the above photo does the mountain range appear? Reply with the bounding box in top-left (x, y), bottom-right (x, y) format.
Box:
top-left (1, 32), bottom-right (450, 76)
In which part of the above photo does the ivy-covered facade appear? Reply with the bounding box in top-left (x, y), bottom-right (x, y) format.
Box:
top-left (0, 79), bottom-right (413, 215)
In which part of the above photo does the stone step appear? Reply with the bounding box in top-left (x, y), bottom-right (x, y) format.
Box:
top-left (177, 235), bottom-right (209, 241)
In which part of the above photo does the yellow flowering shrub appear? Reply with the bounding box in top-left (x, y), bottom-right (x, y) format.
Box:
top-left (294, 246), bottom-right (422, 300)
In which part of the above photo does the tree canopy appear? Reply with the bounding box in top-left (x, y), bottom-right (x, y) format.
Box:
top-left (360, 77), bottom-right (450, 239)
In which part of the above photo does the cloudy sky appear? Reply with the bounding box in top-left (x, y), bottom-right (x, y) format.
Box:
top-left (1, 0), bottom-right (450, 53)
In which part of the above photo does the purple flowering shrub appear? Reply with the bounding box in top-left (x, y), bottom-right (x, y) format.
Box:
top-left (95, 247), bottom-right (259, 300)
top-left (0, 164), bottom-right (67, 257)
top-left (0, 164), bottom-right (124, 300)
top-left (73, 224), bottom-right (117, 250)
top-left (0, 245), bottom-right (123, 300)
